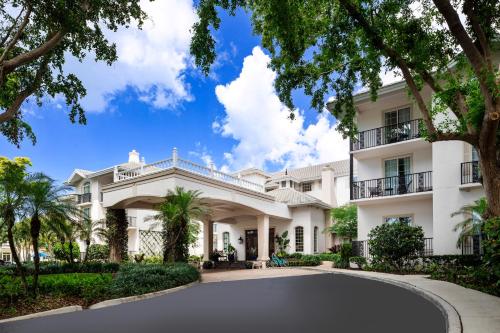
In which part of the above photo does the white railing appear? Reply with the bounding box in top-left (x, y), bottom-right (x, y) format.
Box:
top-left (113, 148), bottom-right (264, 193)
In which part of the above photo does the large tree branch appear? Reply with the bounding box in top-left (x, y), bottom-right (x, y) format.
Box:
top-left (0, 4), bottom-right (32, 63)
top-left (463, 0), bottom-right (492, 71)
top-left (0, 56), bottom-right (50, 123)
top-left (3, 31), bottom-right (65, 74)
top-left (339, 0), bottom-right (438, 136)
top-left (0, 7), bottom-right (25, 48)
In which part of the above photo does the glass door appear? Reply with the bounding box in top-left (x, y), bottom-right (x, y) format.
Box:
top-left (384, 107), bottom-right (411, 143)
top-left (385, 157), bottom-right (411, 195)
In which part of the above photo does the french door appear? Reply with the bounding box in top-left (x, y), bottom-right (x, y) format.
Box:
top-left (384, 157), bottom-right (411, 195)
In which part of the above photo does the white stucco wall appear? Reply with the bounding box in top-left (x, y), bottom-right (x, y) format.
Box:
top-left (357, 198), bottom-right (433, 241)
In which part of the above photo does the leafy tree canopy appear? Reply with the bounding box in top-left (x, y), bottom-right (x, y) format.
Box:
top-left (328, 204), bottom-right (357, 241)
top-left (0, 0), bottom-right (148, 146)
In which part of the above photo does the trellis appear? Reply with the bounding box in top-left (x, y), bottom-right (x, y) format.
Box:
top-left (139, 230), bottom-right (163, 256)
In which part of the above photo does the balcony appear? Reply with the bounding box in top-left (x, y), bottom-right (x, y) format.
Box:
top-left (351, 119), bottom-right (422, 152)
top-left (461, 161), bottom-right (481, 185)
top-left (77, 193), bottom-right (91, 204)
top-left (127, 216), bottom-right (137, 228)
top-left (351, 171), bottom-right (432, 201)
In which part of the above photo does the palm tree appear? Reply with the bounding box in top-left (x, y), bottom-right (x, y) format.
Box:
top-left (24, 173), bottom-right (81, 295)
top-left (77, 217), bottom-right (103, 262)
top-left (452, 197), bottom-right (487, 248)
top-left (45, 216), bottom-right (79, 264)
top-left (149, 187), bottom-right (209, 263)
top-left (0, 157), bottom-right (31, 292)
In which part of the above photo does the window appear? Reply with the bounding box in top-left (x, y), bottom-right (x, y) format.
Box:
top-left (2, 253), bottom-right (11, 262)
top-left (471, 147), bottom-right (479, 161)
top-left (295, 226), bottom-right (304, 252)
top-left (213, 223), bottom-right (217, 233)
top-left (82, 207), bottom-right (90, 219)
top-left (384, 215), bottom-right (413, 225)
top-left (223, 232), bottom-right (230, 252)
top-left (384, 157), bottom-right (411, 194)
top-left (82, 182), bottom-right (91, 194)
top-left (281, 181), bottom-right (286, 188)
top-left (313, 226), bottom-right (319, 253)
top-left (302, 182), bottom-right (312, 192)
top-left (384, 107), bottom-right (410, 126)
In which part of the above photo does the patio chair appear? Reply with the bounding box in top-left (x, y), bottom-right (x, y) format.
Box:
top-left (271, 253), bottom-right (287, 267)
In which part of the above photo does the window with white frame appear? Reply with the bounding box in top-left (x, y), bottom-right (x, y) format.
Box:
top-left (2, 253), bottom-right (11, 262)
top-left (302, 182), bottom-right (312, 192)
top-left (295, 226), bottom-right (304, 252)
top-left (313, 226), bottom-right (319, 253)
top-left (82, 182), bottom-right (91, 194)
top-left (384, 215), bottom-right (413, 225)
top-left (82, 207), bottom-right (90, 219)
top-left (223, 232), bottom-right (230, 252)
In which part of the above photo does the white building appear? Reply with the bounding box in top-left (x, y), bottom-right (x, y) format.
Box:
top-left (328, 81), bottom-right (484, 256)
top-left (66, 149), bottom-right (350, 262)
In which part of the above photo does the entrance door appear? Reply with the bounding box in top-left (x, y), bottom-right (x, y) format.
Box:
top-left (245, 230), bottom-right (258, 260)
top-left (245, 228), bottom-right (276, 260)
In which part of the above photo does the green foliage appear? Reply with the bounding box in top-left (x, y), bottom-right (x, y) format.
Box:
top-left (202, 261), bottom-right (213, 269)
top-left (452, 197), bottom-right (487, 247)
top-left (368, 222), bottom-right (425, 272)
top-left (109, 263), bottom-right (200, 297)
top-left (349, 256), bottom-right (367, 269)
top-left (2, 262), bottom-right (119, 276)
top-left (143, 255), bottom-right (163, 264)
top-left (275, 230), bottom-right (290, 257)
top-left (329, 253), bottom-right (342, 268)
top-left (53, 242), bottom-right (80, 262)
top-left (105, 209), bottom-right (128, 263)
top-left (286, 255), bottom-right (321, 267)
top-left (86, 244), bottom-right (110, 261)
top-left (285, 252), bottom-right (303, 259)
top-left (0, 1), bottom-right (148, 146)
top-left (150, 187), bottom-right (209, 263)
top-left (483, 217), bottom-right (500, 282)
top-left (328, 204), bottom-right (357, 241)
top-left (316, 253), bottom-right (339, 261)
top-left (338, 243), bottom-right (352, 269)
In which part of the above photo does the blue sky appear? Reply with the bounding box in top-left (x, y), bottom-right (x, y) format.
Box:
top-left (0, 1), bottom-right (349, 184)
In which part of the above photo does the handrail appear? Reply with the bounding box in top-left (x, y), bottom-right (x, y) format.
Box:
top-left (351, 171), bottom-right (432, 200)
top-left (461, 161), bottom-right (481, 185)
top-left (351, 119), bottom-right (422, 151)
top-left (114, 155), bottom-right (264, 193)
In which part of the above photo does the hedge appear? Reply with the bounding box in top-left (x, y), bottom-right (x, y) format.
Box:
top-left (286, 255), bottom-right (321, 267)
top-left (0, 262), bottom-right (120, 276)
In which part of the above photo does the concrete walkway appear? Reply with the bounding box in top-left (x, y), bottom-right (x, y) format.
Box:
top-left (201, 267), bottom-right (323, 283)
top-left (309, 263), bottom-right (500, 333)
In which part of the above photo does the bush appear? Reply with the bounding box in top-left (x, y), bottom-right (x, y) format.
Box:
top-left (349, 256), bottom-right (367, 269)
top-left (316, 253), bottom-right (338, 261)
top-left (368, 222), bottom-right (425, 272)
top-left (109, 263), bottom-right (200, 297)
top-left (338, 243), bottom-right (352, 268)
top-left (3, 262), bottom-right (121, 276)
top-left (244, 261), bottom-right (253, 269)
top-left (285, 253), bottom-right (303, 259)
top-left (202, 261), bottom-right (213, 269)
top-left (143, 255), bottom-right (163, 264)
top-left (188, 255), bottom-right (202, 262)
top-left (38, 273), bottom-right (113, 301)
top-left (329, 253), bottom-right (342, 268)
top-left (53, 242), bottom-right (80, 262)
top-left (287, 255), bottom-right (321, 267)
top-left (86, 244), bottom-right (109, 261)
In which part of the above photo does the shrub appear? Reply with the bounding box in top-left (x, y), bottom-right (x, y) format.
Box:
top-left (285, 253), bottom-right (303, 259)
top-left (188, 255), bottom-right (202, 262)
top-left (244, 261), bottom-right (253, 269)
top-left (368, 222), bottom-right (424, 272)
top-left (329, 253), bottom-right (342, 268)
top-left (0, 275), bottom-right (24, 304)
top-left (38, 273), bottom-right (113, 301)
top-left (287, 255), bottom-right (321, 267)
top-left (109, 263), bottom-right (200, 297)
top-left (349, 256), bottom-right (367, 269)
top-left (202, 261), bottom-right (213, 269)
top-left (316, 253), bottom-right (338, 261)
top-left (338, 243), bottom-right (352, 268)
top-left (53, 242), bottom-right (80, 262)
top-left (143, 255), bottom-right (163, 264)
top-left (86, 244), bottom-right (109, 261)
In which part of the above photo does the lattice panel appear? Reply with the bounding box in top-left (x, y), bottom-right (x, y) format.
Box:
top-left (139, 230), bottom-right (163, 256)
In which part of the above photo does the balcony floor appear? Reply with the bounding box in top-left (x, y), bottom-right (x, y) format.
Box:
top-left (351, 190), bottom-right (433, 206)
top-left (352, 138), bottom-right (430, 160)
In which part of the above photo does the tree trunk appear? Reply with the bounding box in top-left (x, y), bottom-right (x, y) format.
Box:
top-left (6, 215), bottom-right (28, 292)
top-left (479, 152), bottom-right (500, 218)
top-left (84, 239), bottom-right (90, 262)
top-left (30, 214), bottom-right (41, 297)
top-left (69, 240), bottom-right (74, 263)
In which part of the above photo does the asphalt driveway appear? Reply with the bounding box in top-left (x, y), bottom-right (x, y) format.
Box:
top-left (0, 273), bottom-right (446, 333)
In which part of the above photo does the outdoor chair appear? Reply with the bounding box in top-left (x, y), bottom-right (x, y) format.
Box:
top-left (271, 253), bottom-right (287, 267)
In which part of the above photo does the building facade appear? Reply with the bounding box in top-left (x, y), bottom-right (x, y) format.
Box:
top-left (328, 81), bottom-right (484, 256)
top-left (66, 149), bottom-right (350, 261)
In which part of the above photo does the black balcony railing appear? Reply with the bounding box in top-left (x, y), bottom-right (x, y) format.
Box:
top-left (352, 237), bottom-right (433, 259)
top-left (351, 119), bottom-right (422, 151)
top-left (77, 193), bottom-right (91, 204)
top-left (461, 161), bottom-right (481, 184)
top-left (351, 171), bottom-right (432, 200)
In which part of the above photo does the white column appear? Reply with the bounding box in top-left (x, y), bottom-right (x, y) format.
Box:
top-left (203, 221), bottom-right (214, 261)
top-left (257, 215), bottom-right (270, 262)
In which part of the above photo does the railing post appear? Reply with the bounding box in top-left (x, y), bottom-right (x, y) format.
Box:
top-left (113, 166), bottom-right (118, 182)
top-left (210, 162), bottom-right (215, 178)
top-left (172, 147), bottom-right (178, 167)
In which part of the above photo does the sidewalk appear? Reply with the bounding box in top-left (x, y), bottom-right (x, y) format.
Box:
top-left (310, 263), bottom-right (500, 333)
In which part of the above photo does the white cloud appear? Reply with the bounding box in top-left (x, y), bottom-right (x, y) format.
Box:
top-left (64, 0), bottom-right (197, 112)
top-left (214, 46), bottom-right (349, 172)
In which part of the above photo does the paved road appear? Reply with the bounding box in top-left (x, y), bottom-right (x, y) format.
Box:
top-left (0, 273), bottom-right (446, 333)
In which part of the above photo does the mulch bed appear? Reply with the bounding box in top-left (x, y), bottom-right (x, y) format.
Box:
top-left (0, 295), bottom-right (85, 320)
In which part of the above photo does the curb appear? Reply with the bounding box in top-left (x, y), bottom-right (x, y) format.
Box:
top-left (306, 268), bottom-right (462, 333)
top-left (88, 281), bottom-right (199, 310)
top-left (0, 305), bottom-right (83, 324)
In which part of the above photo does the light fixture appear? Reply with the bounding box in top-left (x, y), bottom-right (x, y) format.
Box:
top-left (238, 236), bottom-right (244, 244)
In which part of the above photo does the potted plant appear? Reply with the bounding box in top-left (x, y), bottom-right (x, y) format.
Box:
top-left (227, 244), bottom-right (236, 262)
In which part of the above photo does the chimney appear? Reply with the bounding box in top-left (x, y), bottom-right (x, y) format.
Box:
top-left (128, 149), bottom-right (140, 164)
